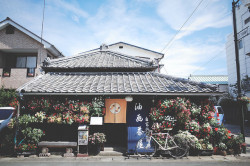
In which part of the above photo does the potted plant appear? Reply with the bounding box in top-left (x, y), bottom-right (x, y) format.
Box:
top-left (88, 132), bottom-right (106, 155)
top-left (217, 142), bottom-right (227, 156)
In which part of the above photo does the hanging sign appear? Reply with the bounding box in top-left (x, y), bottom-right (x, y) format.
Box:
top-left (104, 99), bottom-right (127, 123)
top-left (127, 98), bottom-right (152, 154)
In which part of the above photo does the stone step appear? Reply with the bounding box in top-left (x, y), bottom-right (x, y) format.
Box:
top-left (99, 147), bottom-right (126, 156)
top-left (99, 151), bottom-right (123, 156)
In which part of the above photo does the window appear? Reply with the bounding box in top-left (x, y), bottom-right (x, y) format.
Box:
top-left (238, 40), bottom-right (243, 49)
top-left (2, 68), bottom-right (11, 77)
top-left (217, 107), bottom-right (224, 114)
top-left (27, 68), bottom-right (35, 77)
top-left (5, 25), bottom-right (15, 34)
top-left (119, 46), bottom-right (123, 49)
top-left (15, 56), bottom-right (37, 68)
top-left (245, 17), bottom-right (250, 25)
top-left (16, 57), bottom-right (26, 68)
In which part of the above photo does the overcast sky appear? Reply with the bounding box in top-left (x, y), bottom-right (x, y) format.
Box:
top-left (0, 0), bottom-right (233, 78)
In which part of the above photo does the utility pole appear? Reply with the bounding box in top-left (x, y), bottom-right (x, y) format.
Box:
top-left (232, 0), bottom-right (246, 151)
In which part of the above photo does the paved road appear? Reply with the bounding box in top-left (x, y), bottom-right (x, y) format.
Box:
top-left (0, 160), bottom-right (250, 166)
top-left (0, 156), bottom-right (250, 166)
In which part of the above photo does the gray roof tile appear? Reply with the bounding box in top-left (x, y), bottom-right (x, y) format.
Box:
top-left (44, 51), bottom-right (157, 69)
top-left (18, 72), bottom-right (220, 95)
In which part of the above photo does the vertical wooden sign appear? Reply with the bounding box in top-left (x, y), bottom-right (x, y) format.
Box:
top-left (104, 99), bottom-right (127, 123)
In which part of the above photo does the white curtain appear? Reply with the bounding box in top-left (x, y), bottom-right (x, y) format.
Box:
top-left (26, 57), bottom-right (36, 68)
top-left (16, 57), bottom-right (26, 68)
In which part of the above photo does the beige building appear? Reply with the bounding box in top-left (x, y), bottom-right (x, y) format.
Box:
top-left (0, 17), bottom-right (64, 89)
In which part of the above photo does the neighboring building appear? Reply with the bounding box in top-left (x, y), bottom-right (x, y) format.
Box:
top-left (0, 17), bottom-right (64, 89)
top-left (226, 3), bottom-right (250, 99)
top-left (17, 43), bottom-right (221, 153)
top-left (188, 75), bottom-right (228, 93)
top-left (77, 42), bottom-right (164, 72)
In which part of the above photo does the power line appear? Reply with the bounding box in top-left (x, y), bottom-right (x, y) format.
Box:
top-left (160, 0), bottom-right (205, 54)
top-left (191, 49), bottom-right (225, 75)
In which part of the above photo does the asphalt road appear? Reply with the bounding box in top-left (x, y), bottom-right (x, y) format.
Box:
top-left (0, 158), bottom-right (250, 166)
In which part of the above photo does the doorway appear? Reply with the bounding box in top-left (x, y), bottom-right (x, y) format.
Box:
top-left (89, 124), bottom-right (127, 147)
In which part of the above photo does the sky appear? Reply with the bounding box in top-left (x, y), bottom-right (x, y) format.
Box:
top-left (0, 0), bottom-right (233, 78)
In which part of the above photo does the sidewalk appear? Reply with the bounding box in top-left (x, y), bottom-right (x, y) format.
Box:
top-left (224, 123), bottom-right (250, 157)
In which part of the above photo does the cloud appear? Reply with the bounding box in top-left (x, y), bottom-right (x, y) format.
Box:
top-left (48, 0), bottom-right (89, 19)
top-left (85, 0), bottom-right (171, 52)
top-left (161, 39), bottom-right (226, 78)
top-left (0, 0), bottom-right (230, 78)
top-left (156, 0), bottom-right (231, 39)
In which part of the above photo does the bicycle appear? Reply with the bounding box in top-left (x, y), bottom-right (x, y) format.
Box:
top-left (135, 129), bottom-right (189, 158)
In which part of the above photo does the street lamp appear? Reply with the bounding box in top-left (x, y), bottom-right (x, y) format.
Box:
top-left (232, 0), bottom-right (250, 153)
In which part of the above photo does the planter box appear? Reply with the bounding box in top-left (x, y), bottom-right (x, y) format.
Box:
top-left (3, 73), bottom-right (10, 77)
top-left (27, 73), bottom-right (34, 77)
top-left (17, 151), bottom-right (36, 157)
top-left (90, 117), bottom-right (103, 125)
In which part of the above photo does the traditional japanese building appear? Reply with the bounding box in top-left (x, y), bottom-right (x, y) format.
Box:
top-left (17, 43), bottom-right (221, 155)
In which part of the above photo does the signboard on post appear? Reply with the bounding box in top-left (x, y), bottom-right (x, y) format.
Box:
top-left (78, 130), bottom-right (88, 145)
top-left (77, 125), bottom-right (89, 156)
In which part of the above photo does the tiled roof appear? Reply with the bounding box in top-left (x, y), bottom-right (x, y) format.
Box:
top-left (18, 72), bottom-right (220, 95)
top-left (43, 50), bottom-right (157, 69)
top-left (188, 75), bottom-right (228, 85)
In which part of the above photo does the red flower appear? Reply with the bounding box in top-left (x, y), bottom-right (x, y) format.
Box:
top-left (215, 128), bottom-right (218, 131)
top-left (228, 130), bottom-right (231, 133)
top-left (43, 131), bottom-right (45, 134)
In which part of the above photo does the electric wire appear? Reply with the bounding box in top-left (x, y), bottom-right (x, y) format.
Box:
top-left (160, 0), bottom-right (205, 54)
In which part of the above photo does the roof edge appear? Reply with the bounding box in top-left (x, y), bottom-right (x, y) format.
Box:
top-left (0, 17), bottom-right (64, 57)
top-left (19, 92), bottom-right (223, 96)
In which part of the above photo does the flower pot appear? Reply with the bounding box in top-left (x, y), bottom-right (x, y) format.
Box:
top-left (234, 146), bottom-right (242, 154)
top-left (100, 143), bottom-right (104, 151)
top-left (88, 144), bottom-right (101, 155)
top-left (227, 149), bottom-right (234, 155)
top-left (218, 150), bottom-right (227, 156)
top-left (199, 150), bottom-right (214, 156)
top-left (213, 147), bottom-right (218, 155)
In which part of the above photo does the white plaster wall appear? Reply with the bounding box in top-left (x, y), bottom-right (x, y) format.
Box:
top-left (108, 43), bottom-right (163, 60)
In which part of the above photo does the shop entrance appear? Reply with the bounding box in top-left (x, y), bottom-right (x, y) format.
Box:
top-left (90, 124), bottom-right (127, 147)
top-left (104, 124), bottom-right (127, 147)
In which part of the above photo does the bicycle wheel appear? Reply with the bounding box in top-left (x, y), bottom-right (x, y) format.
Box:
top-left (135, 136), bottom-right (157, 156)
top-left (168, 135), bottom-right (189, 158)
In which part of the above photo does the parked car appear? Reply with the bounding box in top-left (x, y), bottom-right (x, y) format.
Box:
top-left (0, 107), bottom-right (14, 132)
top-left (214, 106), bottom-right (224, 125)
